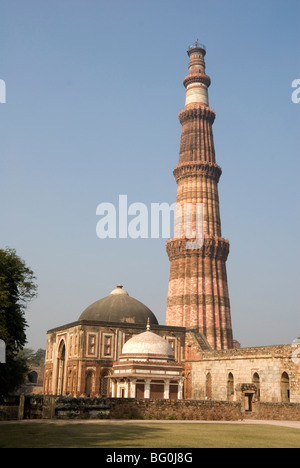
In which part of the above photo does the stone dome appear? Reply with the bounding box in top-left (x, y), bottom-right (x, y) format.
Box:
top-left (78, 285), bottom-right (158, 325)
top-left (121, 327), bottom-right (174, 362)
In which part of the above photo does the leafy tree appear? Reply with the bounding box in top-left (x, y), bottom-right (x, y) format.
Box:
top-left (20, 348), bottom-right (46, 367)
top-left (0, 248), bottom-right (37, 396)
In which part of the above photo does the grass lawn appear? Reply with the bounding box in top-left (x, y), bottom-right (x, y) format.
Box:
top-left (0, 422), bottom-right (299, 448)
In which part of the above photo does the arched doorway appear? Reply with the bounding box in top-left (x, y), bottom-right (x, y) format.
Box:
top-left (205, 373), bottom-right (212, 400)
top-left (100, 369), bottom-right (110, 397)
top-left (281, 372), bottom-right (290, 402)
top-left (28, 371), bottom-right (38, 384)
top-left (227, 373), bottom-right (234, 401)
top-left (136, 380), bottom-right (145, 399)
top-left (150, 380), bottom-right (164, 399)
top-left (253, 373), bottom-right (260, 401)
top-left (170, 381), bottom-right (179, 400)
top-left (57, 341), bottom-right (66, 395)
top-left (185, 372), bottom-right (192, 399)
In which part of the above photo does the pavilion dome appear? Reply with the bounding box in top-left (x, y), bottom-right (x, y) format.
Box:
top-left (78, 285), bottom-right (158, 325)
top-left (120, 325), bottom-right (174, 362)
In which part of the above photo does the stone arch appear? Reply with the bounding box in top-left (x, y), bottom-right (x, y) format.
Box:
top-left (185, 372), bottom-right (192, 399)
top-left (227, 372), bottom-right (234, 401)
top-left (28, 370), bottom-right (38, 384)
top-left (100, 369), bottom-right (111, 397)
top-left (281, 372), bottom-right (290, 402)
top-left (205, 372), bottom-right (212, 399)
top-left (252, 372), bottom-right (260, 401)
top-left (56, 340), bottom-right (66, 395)
top-left (85, 370), bottom-right (95, 397)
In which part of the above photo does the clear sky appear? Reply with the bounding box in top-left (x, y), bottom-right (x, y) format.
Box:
top-left (0, 0), bottom-right (299, 350)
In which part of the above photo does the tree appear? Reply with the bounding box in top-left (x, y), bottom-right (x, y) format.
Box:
top-left (0, 248), bottom-right (37, 396)
top-left (20, 348), bottom-right (46, 367)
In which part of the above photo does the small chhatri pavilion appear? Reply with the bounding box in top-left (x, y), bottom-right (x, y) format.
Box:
top-left (110, 320), bottom-right (184, 400)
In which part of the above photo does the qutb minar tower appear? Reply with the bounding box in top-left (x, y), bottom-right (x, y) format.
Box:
top-left (166, 42), bottom-right (234, 350)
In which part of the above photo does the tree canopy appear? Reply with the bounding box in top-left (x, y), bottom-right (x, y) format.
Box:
top-left (0, 248), bottom-right (38, 396)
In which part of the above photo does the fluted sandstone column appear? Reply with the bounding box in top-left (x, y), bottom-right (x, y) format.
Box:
top-left (166, 43), bottom-right (234, 350)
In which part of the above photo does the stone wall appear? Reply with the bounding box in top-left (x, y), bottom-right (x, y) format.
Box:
top-left (0, 397), bottom-right (19, 421)
top-left (2, 395), bottom-right (300, 421)
top-left (190, 344), bottom-right (300, 403)
top-left (9, 395), bottom-right (242, 421)
top-left (108, 398), bottom-right (241, 421)
top-left (245, 402), bottom-right (300, 421)
top-left (44, 321), bottom-right (186, 396)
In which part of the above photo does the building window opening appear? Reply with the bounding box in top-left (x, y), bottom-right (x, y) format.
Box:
top-left (245, 393), bottom-right (253, 412)
top-left (281, 372), bottom-right (290, 402)
top-left (86, 372), bottom-right (91, 396)
top-left (100, 370), bottom-right (110, 397)
top-left (104, 336), bottom-right (112, 357)
top-left (28, 371), bottom-right (38, 384)
top-left (205, 372), bottom-right (212, 400)
top-left (252, 373), bottom-right (260, 401)
top-left (88, 335), bottom-right (96, 355)
top-left (227, 373), bottom-right (234, 401)
top-left (57, 341), bottom-right (66, 395)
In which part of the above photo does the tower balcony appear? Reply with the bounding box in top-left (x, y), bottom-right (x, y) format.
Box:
top-left (188, 41), bottom-right (206, 56)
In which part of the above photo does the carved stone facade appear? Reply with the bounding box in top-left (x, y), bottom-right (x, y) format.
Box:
top-left (110, 323), bottom-right (184, 400)
top-left (43, 314), bottom-right (300, 405)
top-left (43, 317), bottom-right (187, 398)
top-left (189, 344), bottom-right (300, 406)
top-left (166, 44), bottom-right (233, 350)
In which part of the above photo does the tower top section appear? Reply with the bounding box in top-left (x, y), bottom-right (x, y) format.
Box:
top-left (183, 40), bottom-right (211, 108)
top-left (187, 39), bottom-right (206, 56)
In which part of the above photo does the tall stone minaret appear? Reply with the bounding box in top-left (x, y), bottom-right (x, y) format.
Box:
top-left (166, 42), bottom-right (234, 350)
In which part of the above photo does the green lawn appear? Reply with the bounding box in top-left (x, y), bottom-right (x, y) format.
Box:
top-left (0, 422), bottom-right (299, 448)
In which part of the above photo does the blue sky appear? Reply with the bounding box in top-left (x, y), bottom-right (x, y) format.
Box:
top-left (0, 0), bottom-right (299, 349)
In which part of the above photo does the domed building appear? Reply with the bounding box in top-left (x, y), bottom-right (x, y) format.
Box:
top-left (44, 282), bottom-right (300, 405)
top-left (43, 285), bottom-right (190, 397)
top-left (79, 285), bottom-right (158, 326)
top-left (43, 43), bottom-right (300, 407)
top-left (110, 321), bottom-right (184, 400)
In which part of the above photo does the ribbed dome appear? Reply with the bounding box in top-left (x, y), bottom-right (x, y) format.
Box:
top-left (121, 330), bottom-right (174, 361)
top-left (78, 285), bottom-right (158, 325)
